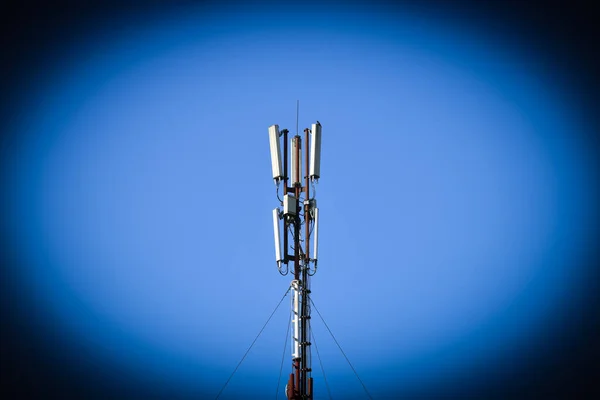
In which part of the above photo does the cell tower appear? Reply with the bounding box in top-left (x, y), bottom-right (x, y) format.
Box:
top-left (269, 118), bottom-right (322, 400)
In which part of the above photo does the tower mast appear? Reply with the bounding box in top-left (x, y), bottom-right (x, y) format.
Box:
top-left (269, 119), bottom-right (321, 400)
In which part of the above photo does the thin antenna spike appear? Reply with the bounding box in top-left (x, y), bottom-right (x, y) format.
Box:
top-left (296, 100), bottom-right (299, 136)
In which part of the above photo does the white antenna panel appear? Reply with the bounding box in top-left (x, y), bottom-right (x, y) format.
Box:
top-left (272, 208), bottom-right (283, 265)
top-left (310, 122), bottom-right (321, 180)
top-left (291, 280), bottom-right (301, 359)
top-left (312, 207), bottom-right (319, 262)
top-left (269, 124), bottom-right (283, 182)
top-left (290, 136), bottom-right (302, 186)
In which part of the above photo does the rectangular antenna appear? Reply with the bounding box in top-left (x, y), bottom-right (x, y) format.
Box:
top-left (291, 280), bottom-right (300, 359)
top-left (272, 208), bottom-right (283, 267)
top-left (291, 136), bottom-right (302, 186)
top-left (312, 207), bottom-right (319, 261)
top-left (310, 122), bottom-right (321, 180)
top-left (269, 124), bottom-right (283, 182)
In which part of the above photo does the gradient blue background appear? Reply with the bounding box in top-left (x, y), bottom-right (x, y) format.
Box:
top-left (1, 1), bottom-right (599, 399)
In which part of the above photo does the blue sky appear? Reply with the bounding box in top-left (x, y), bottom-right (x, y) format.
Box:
top-left (2, 1), bottom-right (599, 399)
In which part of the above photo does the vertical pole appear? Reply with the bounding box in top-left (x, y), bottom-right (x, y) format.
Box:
top-left (303, 127), bottom-right (311, 399)
top-left (294, 135), bottom-right (301, 399)
top-left (287, 374), bottom-right (295, 399)
top-left (293, 136), bottom-right (301, 282)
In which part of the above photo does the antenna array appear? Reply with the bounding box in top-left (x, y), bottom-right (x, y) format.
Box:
top-left (268, 116), bottom-right (322, 400)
